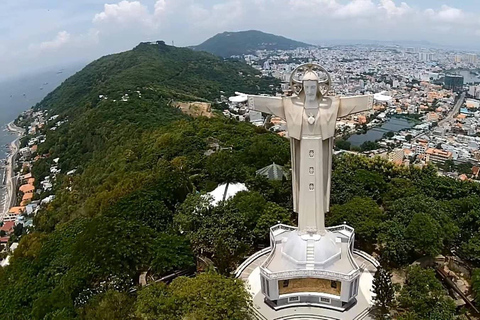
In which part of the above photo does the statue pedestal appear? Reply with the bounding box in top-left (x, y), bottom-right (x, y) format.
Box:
top-left (235, 224), bottom-right (379, 319)
top-left (260, 224), bottom-right (361, 310)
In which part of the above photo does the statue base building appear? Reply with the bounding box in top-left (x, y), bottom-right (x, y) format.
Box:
top-left (236, 223), bottom-right (379, 319)
top-left (261, 224), bottom-right (360, 311)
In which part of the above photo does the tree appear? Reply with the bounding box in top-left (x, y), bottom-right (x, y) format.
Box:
top-left (377, 220), bottom-right (412, 267)
top-left (456, 162), bottom-right (473, 175)
top-left (406, 213), bottom-right (443, 257)
top-left (174, 194), bottom-right (252, 273)
top-left (372, 267), bottom-right (396, 319)
top-left (253, 202), bottom-right (291, 245)
top-left (80, 290), bottom-right (136, 320)
top-left (335, 139), bottom-right (351, 151)
top-left (459, 233), bottom-right (480, 264)
top-left (398, 266), bottom-right (455, 319)
top-left (384, 131), bottom-right (395, 139)
top-left (405, 134), bottom-right (412, 142)
top-left (134, 282), bottom-right (176, 320)
top-left (472, 269), bottom-right (480, 306)
top-left (72, 216), bottom-right (156, 281)
top-left (443, 159), bottom-right (455, 172)
top-left (328, 197), bottom-right (384, 244)
top-left (135, 273), bottom-right (252, 320)
top-left (360, 141), bottom-right (380, 151)
top-left (150, 234), bottom-right (195, 275)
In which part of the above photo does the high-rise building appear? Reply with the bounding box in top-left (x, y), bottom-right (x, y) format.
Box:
top-left (445, 74), bottom-right (464, 91)
top-left (465, 53), bottom-right (478, 65)
top-left (418, 52), bottom-right (435, 62)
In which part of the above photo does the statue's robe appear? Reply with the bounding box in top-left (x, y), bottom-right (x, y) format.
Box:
top-left (284, 97), bottom-right (338, 233)
top-left (248, 94), bottom-right (372, 234)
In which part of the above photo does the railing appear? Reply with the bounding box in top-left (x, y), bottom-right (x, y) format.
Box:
top-left (326, 224), bottom-right (354, 234)
top-left (353, 249), bottom-right (380, 268)
top-left (263, 224), bottom-right (297, 269)
top-left (234, 247), bottom-right (272, 278)
top-left (260, 266), bottom-right (361, 282)
top-left (270, 224), bottom-right (297, 233)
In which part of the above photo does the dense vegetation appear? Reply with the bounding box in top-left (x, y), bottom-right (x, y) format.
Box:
top-left (191, 30), bottom-right (311, 57)
top-left (2, 42), bottom-right (285, 319)
top-left (2, 40), bottom-right (480, 319)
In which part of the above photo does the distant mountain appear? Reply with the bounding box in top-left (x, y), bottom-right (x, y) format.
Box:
top-left (191, 30), bottom-right (312, 57)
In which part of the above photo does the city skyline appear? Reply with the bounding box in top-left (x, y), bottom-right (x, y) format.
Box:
top-left (3, 0), bottom-right (480, 80)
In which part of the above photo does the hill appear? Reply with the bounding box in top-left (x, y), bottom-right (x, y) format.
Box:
top-left (0, 40), bottom-right (290, 319)
top-left (191, 30), bottom-right (311, 57)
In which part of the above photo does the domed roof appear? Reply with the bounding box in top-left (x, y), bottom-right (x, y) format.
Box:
top-left (282, 231), bottom-right (341, 266)
top-left (283, 232), bottom-right (307, 262)
top-left (314, 232), bottom-right (341, 264)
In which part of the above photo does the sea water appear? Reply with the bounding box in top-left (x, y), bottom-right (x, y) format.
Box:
top-left (0, 66), bottom-right (81, 209)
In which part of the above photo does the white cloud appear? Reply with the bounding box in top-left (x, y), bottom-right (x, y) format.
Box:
top-left (93, 0), bottom-right (159, 29)
top-left (379, 0), bottom-right (411, 17)
top-left (425, 5), bottom-right (465, 23)
top-left (334, 0), bottom-right (376, 19)
top-left (36, 31), bottom-right (71, 51)
top-left (437, 5), bottom-right (464, 22)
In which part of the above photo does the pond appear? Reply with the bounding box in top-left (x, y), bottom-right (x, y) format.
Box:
top-left (456, 70), bottom-right (480, 84)
top-left (347, 117), bottom-right (415, 147)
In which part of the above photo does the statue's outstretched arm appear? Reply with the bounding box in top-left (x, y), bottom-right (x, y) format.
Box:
top-left (247, 95), bottom-right (285, 119)
top-left (338, 95), bottom-right (374, 118)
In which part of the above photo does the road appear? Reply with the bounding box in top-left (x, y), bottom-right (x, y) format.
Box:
top-left (439, 92), bottom-right (465, 127)
top-left (1, 122), bottom-right (24, 220)
top-left (411, 92), bottom-right (466, 140)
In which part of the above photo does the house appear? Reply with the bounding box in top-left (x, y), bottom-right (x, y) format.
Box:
top-left (4, 207), bottom-right (25, 222)
top-left (472, 166), bottom-right (480, 178)
top-left (256, 163), bottom-right (288, 181)
top-left (425, 148), bottom-right (453, 165)
top-left (19, 184), bottom-right (35, 193)
top-left (22, 192), bottom-right (33, 201)
top-left (0, 221), bottom-right (15, 235)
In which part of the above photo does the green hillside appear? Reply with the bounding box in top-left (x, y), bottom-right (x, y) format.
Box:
top-left (2, 41), bottom-right (290, 319)
top-left (191, 30), bottom-right (311, 57)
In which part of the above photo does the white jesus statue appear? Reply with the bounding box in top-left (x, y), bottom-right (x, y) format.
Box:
top-left (246, 63), bottom-right (373, 235)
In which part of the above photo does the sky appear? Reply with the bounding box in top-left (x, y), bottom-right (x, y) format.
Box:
top-left (2, 0), bottom-right (480, 80)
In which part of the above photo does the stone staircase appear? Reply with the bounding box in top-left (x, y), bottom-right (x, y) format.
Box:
top-left (306, 239), bottom-right (315, 270)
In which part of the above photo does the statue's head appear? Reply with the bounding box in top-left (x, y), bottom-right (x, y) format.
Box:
top-left (290, 63), bottom-right (331, 102)
top-left (302, 71), bottom-right (320, 103)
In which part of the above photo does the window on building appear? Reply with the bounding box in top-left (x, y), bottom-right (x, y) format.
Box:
top-left (283, 280), bottom-right (289, 288)
top-left (288, 296), bottom-right (300, 302)
top-left (309, 150), bottom-right (314, 158)
top-left (309, 183), bottom-right (314, 191)
top-left (331, 281), bottom-right (337, 289)
top-left (320, 297), bottom-right (331, 304)
top-left (309, 167), bottom-right (314, 175)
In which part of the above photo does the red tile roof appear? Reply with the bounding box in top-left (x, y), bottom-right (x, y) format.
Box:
top-left (1, 221), bottom-right (15, 233)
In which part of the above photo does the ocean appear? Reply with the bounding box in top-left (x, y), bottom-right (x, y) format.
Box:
top-left (0, 65), bottom-right (82, 210)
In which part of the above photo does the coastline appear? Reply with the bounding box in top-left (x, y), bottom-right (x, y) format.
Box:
top-left (1, 121), bottom-right (24, 220)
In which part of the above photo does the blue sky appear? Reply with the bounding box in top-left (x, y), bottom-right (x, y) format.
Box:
top-left (1, 0), bottom-right (480, 79)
